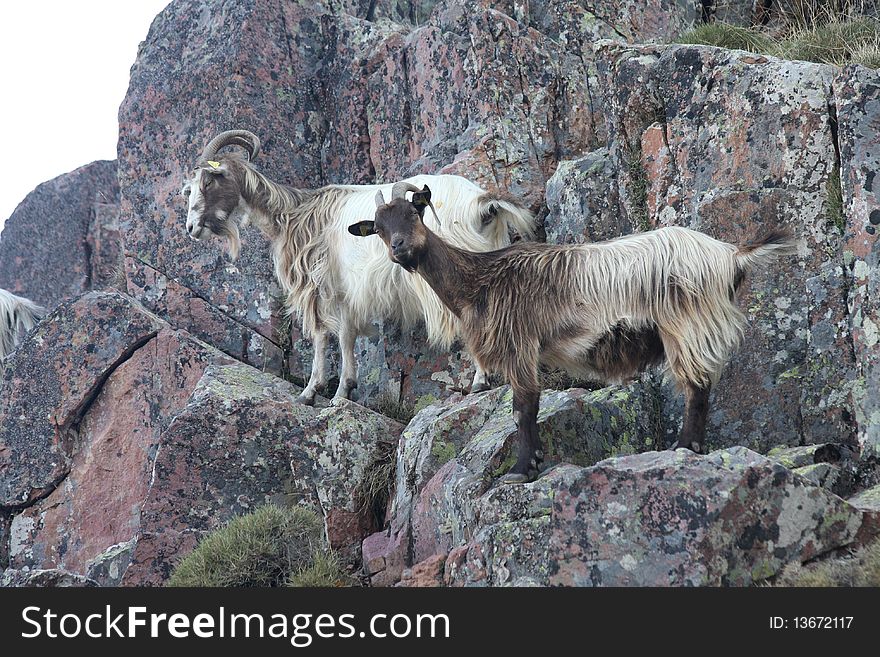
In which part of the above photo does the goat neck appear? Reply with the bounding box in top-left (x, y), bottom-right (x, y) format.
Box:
top-left (413, 229), bottom-right (482, 317)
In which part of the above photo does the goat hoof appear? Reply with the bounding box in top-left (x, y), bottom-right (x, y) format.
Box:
top-left (499, 472), bottom-right (530, 485)
top-left (470, 382), bottom-right (491, 394)
top-left (296, 394), bottom-right (316, 406)
top-left (330, 395), bottom-right (350, 407)
top-left (671, 440), bottom-right (702, 454)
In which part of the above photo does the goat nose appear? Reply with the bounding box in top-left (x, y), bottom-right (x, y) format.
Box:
top-left (391, 237), bottom-right (404, 251)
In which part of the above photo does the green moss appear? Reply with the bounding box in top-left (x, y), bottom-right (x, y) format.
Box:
top-left (492, 452), bottom-right (519, 480)
top-left (167, 505), bottom-right (352, 587)
top-left (413, 394), bottom-right (439, 414)
top-left (431, 440), bottom-right (457, 466)
top-left (776, 366), bottom-right (803, 383)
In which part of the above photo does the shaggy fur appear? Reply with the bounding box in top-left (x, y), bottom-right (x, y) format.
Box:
top-left (351, 188), bottom-right (798, 481)
top-left (0, 288), bottom-right (44, 360)
top-left (183, 146), bottom-right (535, 403)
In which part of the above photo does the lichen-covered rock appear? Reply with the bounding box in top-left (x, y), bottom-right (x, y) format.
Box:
top-left (120, 363), bottom-right (402, 585)
top-left (544, 148), bottom-right (627, 244)
top-left (594, 42), bottom-right (858, 453)
top-left (793, 462), bottom-right (843, 491)
top-left (0, 291), bottom-right (165, 507)
top-left (1, 286), bottom-right (401, 585)
top-left (7, 327), bottom-right (226, 574)
top-left (364, 381), bottom-right (661, 585)
top-left (848, 484), bottom-right (880, 545)
top-left (766, 443), bottom-right (858, 497)
top-left (397, 552), bottom-right (447, 587)
top-left (766, 443), bottom-right (853, 469)
top-left (503, 0), bottom-right (704, 44)
top-left (352, 323), bottom-right (478, 410)
top-left (835, 64), bottom-right (880, 459)
top-left (0, 160), bottom-right (119, 309)
top-left (86, 540), bottom-right (135, 587)
top-left (446, 448), bottom-right (863, 586)
top-left (1, 568), bottom-right (99, 588)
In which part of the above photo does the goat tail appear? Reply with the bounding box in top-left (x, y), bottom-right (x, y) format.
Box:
top-left (734, 229), bottom-right (798, 273)
top-left (475, 192), bottom-right (537, 240)
top-left (0, 289), bottom-right (45, 359)
top-left (15, 296), bottom-right (45, 335)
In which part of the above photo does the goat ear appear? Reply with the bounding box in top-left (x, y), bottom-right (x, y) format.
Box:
top-left (411, 185), bottom-right (432, 218)
top-left (348, 220), bottom-right (376, 237)
top-left (481, 202), bottom-right (499, 226)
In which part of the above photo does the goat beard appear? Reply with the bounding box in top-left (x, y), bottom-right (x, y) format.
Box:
top-left (212, 221), bottom-right (241, 261)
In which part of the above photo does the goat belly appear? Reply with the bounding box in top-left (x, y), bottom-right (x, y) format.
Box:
top-left (557, 323), bottom-right (666, 384)
top-left (587, 323), bottom-right (666, 381)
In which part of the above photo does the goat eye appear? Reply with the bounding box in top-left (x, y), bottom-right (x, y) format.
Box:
top-left (204, 177), bottom-right (213, 188)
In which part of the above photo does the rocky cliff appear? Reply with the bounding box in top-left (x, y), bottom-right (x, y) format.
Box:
top-left (1, 0), bottom-right (879, 586)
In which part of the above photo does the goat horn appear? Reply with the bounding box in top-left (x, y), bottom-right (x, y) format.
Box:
top-left (390, 181), bottom-right (424, 200)
top-left (391, 181), bottom-right (440, 226)
top-left (200, 130), bottom-right (261, 162)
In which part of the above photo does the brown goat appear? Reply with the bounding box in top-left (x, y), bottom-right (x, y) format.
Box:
top-left (349, 183), bottom-right (797, 483)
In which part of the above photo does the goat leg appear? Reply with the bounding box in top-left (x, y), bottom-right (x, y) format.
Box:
top-left (331, 322), bottom-right (358, 405)
top-left (297, 330), bottom-right (328, 405)
top-left (469, 362), bottom-right (491, 393)
top-left (672, 382), bottom-right (710, 453)
top-left (500, 388), bottom-right (544, 484)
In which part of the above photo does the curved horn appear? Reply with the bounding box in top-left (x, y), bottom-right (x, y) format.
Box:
top-left (390, 181), bottom-right (424, 200)
top-left (200, 130), bottom-right (261, 162)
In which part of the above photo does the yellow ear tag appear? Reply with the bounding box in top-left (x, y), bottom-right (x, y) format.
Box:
top-left (207, 160), bottom-right (221, 169)
top-left (360, 225), bottom-right (372, 237)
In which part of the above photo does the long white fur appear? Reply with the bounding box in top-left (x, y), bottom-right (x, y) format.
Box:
top-left (0, 288), bottom-right (44, 361)
top-left (332, 175), bottom-right (531, 343)
top-left (185, 166), bottom-right (535, 402)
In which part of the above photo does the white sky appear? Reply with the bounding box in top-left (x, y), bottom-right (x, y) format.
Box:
top-left (0, 1), bottom-right (171, 231)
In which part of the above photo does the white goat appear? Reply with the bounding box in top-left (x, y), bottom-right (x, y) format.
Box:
top-left (182, 130), bottom-right (535, 403)
top-left (0, 288), bottom-right (44, 360)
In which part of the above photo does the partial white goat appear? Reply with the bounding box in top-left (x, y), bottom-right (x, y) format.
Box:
top-left (0, 288), bottom-right (44, 360)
